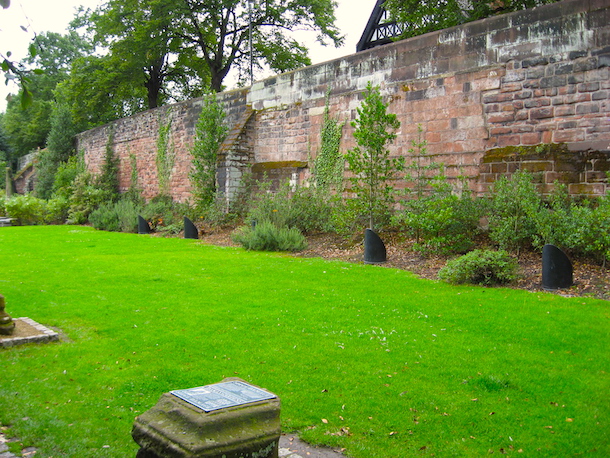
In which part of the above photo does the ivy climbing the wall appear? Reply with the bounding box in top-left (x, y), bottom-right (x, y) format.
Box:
top-left (156, 109), bottom-right (175, 197)
top-left (312, 89), bottom-right (344, 190)
top-left (124, 152), bottom-right (143, 205)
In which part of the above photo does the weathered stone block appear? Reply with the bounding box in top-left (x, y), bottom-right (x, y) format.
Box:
top-left (132, 378), bottom-right (280, 458)
top-left (569, 182), bottom-right (606, 195)
top-left (521, 132), bottom-right (542, 145)
top-left (530, 107), bottom-right (554, 119)
top-left (0, 294), bottom-right (15, 336)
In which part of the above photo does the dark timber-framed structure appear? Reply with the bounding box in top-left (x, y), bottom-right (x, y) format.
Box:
top-left (356, 0), bottom-right (404, 52)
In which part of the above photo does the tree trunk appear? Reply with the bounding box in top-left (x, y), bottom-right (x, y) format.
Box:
top-left (145, 77), bottom-right (161, 109)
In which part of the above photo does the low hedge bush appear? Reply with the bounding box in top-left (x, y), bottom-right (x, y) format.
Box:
top-left (232, 220), bottom-right (307, 252)
top-left (89, 199), bottom-right (141, 233)
top-left (246, 182), bottom-right (335, 234)
top-left (3, 194), bottom-right (46, 225)
top-left (438, 249), bottom-right (519, 286)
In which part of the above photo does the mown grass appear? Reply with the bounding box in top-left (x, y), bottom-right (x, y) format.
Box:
top-left (0, 225), bottom-right (608, 457)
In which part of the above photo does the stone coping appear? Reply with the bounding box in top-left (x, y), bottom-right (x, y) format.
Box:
top-left (0, 317), bottom-right (59, 348)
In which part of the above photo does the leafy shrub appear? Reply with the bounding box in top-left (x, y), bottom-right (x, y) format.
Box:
top-left (52, 155), bottom-right (84, 200)
top-left (141, 195), bottom-right (187, 233)
top-left (232, 220), bottom-right (307, 252)
top-left (488, 171), bottom-right (541, 253)
top-left (529, 184), bottom-right (610, 266)
top-left (246, 181), bottom-right (335, 234)
top-left (438, 249), bottom-right (519, 286)
top-left (394, 177), bottom-right (482, 256)
top-left (199, 193), bottom-right (241, 229)
top-left (89, 201), bottom-right (120, 232)
top-left (45, 195), bottom-right (70, 224)
top-left (89, 199), bottom-right (142, 233)
top-left (4, 194), bottom-right (46, 225)
top-left (89, 197), bottom-right (192, 234)
top-left (0, 160), bottom-right (7, 191)
top-left (67, 172), bottom-right (108, 224)
top-left (568, 196), bottom-right (610, 266)
top-left (0, 191), bottom-right (6, 217)
top-left (531, 183), bottom-right (574, 250)
top-left (402, 194), bottom-right (481, 255)
top-left (329, 197), bottom-right (364, 237)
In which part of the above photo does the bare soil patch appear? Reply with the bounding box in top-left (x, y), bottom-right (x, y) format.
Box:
top-left (200, 228), bottom-right (610, 301)
top-left (0, 319), bottom-right (41, 341)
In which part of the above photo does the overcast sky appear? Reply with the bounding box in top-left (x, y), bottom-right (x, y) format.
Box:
top-left (0, 0), bottom-right (375, 111)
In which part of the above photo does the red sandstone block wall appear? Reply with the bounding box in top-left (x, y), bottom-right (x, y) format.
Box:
top-left (77, 0), bottom-right (610, 203)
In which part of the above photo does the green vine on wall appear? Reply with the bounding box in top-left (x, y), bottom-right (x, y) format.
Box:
top-left (156, 109), bottom-right (176, 196)
top-left (95, 127), bottom-right (120, 200)
top-left (125, 152), bottom-right (143, 204)
top-left (312, 88), bottom-right (344, 190)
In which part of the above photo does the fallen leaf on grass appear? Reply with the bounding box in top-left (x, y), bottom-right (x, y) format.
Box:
top-left (325, 427), bottom-right (352, 437)
top-left (321, 418), bottom-right (328, 424)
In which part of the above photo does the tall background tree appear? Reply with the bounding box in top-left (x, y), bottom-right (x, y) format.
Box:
top-left (72, 0), bottom-right (209, 110)
top-left (78, 0), bottom-right (343, 94)
top-left (175, 0), bottom-right (343, 92)
top-left (1, 0), bottom-right (37, 108)
top-left (1, 31), bottom-right (91, 163)
top-left (34, 103), bottom-right (79, 199)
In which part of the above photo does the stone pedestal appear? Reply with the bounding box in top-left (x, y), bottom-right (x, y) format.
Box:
top-left (0, 294), bottom-right (15, 336)
top-left (132, 378), bottom-right (280, 458)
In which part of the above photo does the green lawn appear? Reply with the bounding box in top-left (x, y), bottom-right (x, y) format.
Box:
top-left (1, 226), bottom-right (608, 457)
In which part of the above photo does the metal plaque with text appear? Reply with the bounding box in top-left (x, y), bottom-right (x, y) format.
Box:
top-left (171, 381), bottom-right (277, 412)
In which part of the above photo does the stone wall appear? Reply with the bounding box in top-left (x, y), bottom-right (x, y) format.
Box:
top-left (77, 0), bottom-right (610, 202)
top-left (79, 89), bottom-right (248, 202)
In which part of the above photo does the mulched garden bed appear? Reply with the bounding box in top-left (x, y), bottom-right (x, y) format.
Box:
top-left (199, 228), bottom-right (610, 301)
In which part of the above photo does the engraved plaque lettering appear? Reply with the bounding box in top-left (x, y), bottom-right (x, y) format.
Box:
top-left (171, 381), bottom-right (276, 412)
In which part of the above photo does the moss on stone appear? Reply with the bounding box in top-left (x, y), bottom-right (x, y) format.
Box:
top-left (251, 161), bottom-right (308, 172)
top-left (482, 143), bottom-right (571, 163)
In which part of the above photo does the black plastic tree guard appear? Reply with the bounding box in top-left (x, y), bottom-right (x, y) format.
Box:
top-left (184, 217), bottom-right (199, 239)
top-left (542, 244), bottom-right (573, 290)
top-left (364, 228), bottom-right (387, 263)
top-left (138, 216), bottom-right (151, 235)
